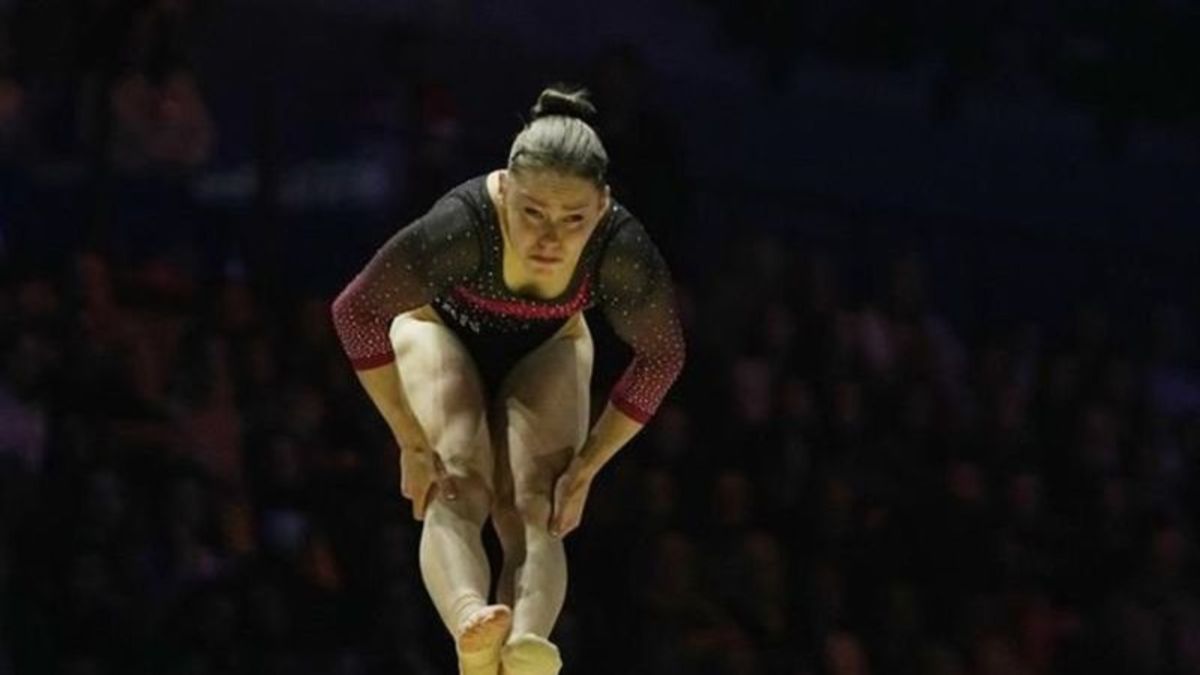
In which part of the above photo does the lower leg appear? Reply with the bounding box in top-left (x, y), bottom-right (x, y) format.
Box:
top-left (499, 501), bottom-right (565, 675)
top-left (421, 483), bottom-right (516, 674)
top-left (497, 561), bottom-right (517, 609)
top-left (492, 508), bottom-right (524, 610)
top-left (510, 498), bottom-right (568, 638)
top-left (418, 481), bottom-right (493, 635)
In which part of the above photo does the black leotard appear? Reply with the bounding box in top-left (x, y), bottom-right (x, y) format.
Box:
top-left (331, 175), bottom-right (684, 423)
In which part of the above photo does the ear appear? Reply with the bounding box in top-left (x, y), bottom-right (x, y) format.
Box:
top-left (600, 184), bottom-right (612, 213)
top-left (498, 170), bottom-right (509, 201)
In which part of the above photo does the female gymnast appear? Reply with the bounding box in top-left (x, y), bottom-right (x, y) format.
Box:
top-left (331, 85), bottom-right (685, 674)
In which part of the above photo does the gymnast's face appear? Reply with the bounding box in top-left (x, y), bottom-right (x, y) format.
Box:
top-left (499, 168), bottom-right (609, 279)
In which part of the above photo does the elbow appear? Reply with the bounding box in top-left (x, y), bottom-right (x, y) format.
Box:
top-left (329, 293), bottom-right (342, 327)
top-left (329, 279), bottom-right (396, 370)
top-left (330, 288), bottom-right (351, 336)
top-left (668, 345), bottom-right (686, 386)
top-left (656, 341), bottom-right (686, 391)
top-left (330, 282), bottom-right (367, 346)
top-left (668, 331), bottom-right (686, 382)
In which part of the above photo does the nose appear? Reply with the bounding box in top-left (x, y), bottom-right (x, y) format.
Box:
top-left (537, 222), bottom-right (562, 245)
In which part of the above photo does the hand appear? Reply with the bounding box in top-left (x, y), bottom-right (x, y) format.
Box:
top-left (550, 457), bottom-right (593, 538)
top-left (397, 435), bottom-right (458, 521)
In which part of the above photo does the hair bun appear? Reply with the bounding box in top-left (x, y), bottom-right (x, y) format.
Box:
top-left (530, 86), bottom-right (597, 121)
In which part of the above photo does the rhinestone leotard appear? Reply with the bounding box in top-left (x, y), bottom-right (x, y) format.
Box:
top-left (331, 175), bottom-right (685, 423)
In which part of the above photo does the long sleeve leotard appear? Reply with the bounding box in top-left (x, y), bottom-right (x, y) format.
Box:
top-left (331, 175), bottom-right (685, 424)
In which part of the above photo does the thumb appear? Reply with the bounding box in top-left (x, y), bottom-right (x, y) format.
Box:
top-left (549, 476), bottom-right (567, 536)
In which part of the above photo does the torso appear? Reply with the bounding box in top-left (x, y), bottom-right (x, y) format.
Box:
top-left (429, 171), bottom-right (619, 394)
top-left (429, 173), bottom-right (618, 339)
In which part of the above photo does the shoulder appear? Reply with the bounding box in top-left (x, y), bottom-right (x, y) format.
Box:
top-left (427, 174), bottom-right (492, 219)
top-left (597, 202), bottom-right (658, 262)
top-left (406, 174), bottom-right (496, 241)
top-left (594, 202), bottom-right (671, 298)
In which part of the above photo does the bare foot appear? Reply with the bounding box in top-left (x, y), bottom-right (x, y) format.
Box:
top-left (500, 633), bottom-right (562, 675)
top-left (458, 604), bottom-right (513, 655)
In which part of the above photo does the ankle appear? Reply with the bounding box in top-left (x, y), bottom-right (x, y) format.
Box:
top-left (450, 592), bottom-right (488, 634)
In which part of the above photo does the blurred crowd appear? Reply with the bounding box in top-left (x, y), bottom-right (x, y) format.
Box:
top-left (596, 243), bottom-right (1200, 674)
top-left (0, 0), bottom-right (212, 168)
top-left (2, 232), bottom-right (1198, 675)
top-left (1, 2), bottom-right (1199, 675)
top-left (697, 0), bottom-right (1200, 153)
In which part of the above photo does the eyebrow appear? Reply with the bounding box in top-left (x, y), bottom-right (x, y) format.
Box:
top-left (520, 192), bottom-right (590, 211)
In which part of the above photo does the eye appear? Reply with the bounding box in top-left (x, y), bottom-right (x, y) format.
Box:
top-left (523, 207), bottom-right (543, 219)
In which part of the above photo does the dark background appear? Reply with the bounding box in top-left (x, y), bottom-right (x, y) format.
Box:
top-left (1, 1), bottom-right (1199, 673)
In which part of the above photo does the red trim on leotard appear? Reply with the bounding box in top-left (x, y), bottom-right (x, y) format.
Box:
top-left (450, 275), bottom-right (592, 320)
top-left (610, 392), bottom-right (652, 425)
top-left (351, 351), bottom-right (396, 371)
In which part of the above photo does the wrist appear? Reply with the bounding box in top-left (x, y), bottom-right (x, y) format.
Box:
top-left (386, 405), bottom-right (418, 433)
top-left (571, 451), bottom-right (602, 482)
top-left (388, 411), bottom-right (417, 433)
top-left (390, 419), bottom-right (427, 452)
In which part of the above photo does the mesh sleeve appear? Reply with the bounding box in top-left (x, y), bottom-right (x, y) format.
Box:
top-left (596, 218), bottom-right (686, 423)
top-left (331, 196), bottom-right (481, 369)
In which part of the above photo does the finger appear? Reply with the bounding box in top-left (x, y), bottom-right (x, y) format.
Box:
top-left (416, 479), bottom-right (438, 521)
top-left (549, 479), bottom-right (567, 536)
top-left (556, 511), bottom-right (578, 539)
top-left (401, 469), bottom-right (418, 499)
top-left (551, 499), bottom-right (576, 539)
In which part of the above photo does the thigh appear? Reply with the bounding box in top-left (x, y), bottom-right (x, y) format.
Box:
top-left (389, 306), bottom-right (494, 492)
top-left (494, 313), bottom-right (594, 507)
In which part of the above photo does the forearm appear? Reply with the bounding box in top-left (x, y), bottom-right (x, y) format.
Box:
top-left (355, 363), bottom-right (423, 442)
top-left (574, 402), bottom-right (645, 479)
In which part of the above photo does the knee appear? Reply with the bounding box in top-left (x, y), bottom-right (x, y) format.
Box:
top-left (514, 489), bottom-right (553, 531)
top-left (434, 473), bottom-right (492, 525)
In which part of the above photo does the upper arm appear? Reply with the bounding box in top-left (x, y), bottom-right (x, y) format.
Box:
top-left (596, 220), bottom-right (685, 362)
top-left (331, 196), bottom-right (482, 367)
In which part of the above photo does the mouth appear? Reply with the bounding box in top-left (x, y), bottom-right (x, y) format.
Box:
top-left (529, 254), bottom-right (563, 266)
